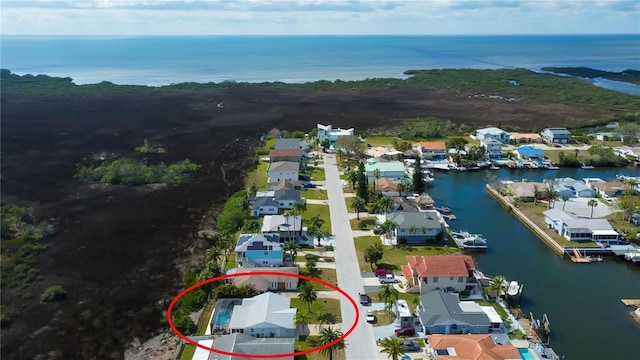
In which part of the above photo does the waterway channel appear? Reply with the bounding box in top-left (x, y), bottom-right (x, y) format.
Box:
top-left (428, 167), bottom-right (640, 359)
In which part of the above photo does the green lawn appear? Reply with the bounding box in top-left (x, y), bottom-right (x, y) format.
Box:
top-left (518, 202), bottom-right (599, 247)
top-left (178, 344), bottom-right (196, 360)
top-left (361, 136), bottom-right (396, 146)
top-left (225, 251), bottom-right (237, 270)
top-left (302, 188), bottom-right (328, 200)
top-left (291, 298), bottom-right (342, 323)
top-left (543, 149), bottom-right (596, 164)
top-left (301, 166), bottom-right (325, 181)
top-left (303, 204), bottom-right (332, 233)
top-left (299, 267), bottom-right (338, 290)
top-left (350, 216), bottom-right (377, 230)
top-left (255, 161), bottom-right (269, 190)
top-left (354, 236), bottom-right (462, 272)
top-left (372, 310), bottom-right (397, 326)
top-left (195, 301), bottom-right (216, 335)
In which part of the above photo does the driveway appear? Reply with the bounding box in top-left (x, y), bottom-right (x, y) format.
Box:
top-left (556, 197), bottom-right (619, 218)
top-left (323, 153), bottom-right (379, 360)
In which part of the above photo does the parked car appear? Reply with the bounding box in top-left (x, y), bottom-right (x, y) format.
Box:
top-left (403, 341), bottom-right (421, 352)
top-left (379, 274), bottom-right (399, 284)
top-left (359, 293), bottom-right (370, 305)
top-left (303, 183), bottom-right (316, 188)
top-left (366, 310), bottom-right (375, 323)
top-left (299, 175), bottom-right (311, 181)
top-left (374, 268), bottom-right (393, 277)
top-left (395, 326), bottom-right (415, 336)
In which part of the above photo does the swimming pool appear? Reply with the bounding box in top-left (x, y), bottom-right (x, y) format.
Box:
top-left (214, 309), bottom-right (232, 327)
top-left (518, 348), bottom-right (535, 360)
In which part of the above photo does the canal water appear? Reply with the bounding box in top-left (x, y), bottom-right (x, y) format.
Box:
top-left (429, 167), bottom-right (640, 359)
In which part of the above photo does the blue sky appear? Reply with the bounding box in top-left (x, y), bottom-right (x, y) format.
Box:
top-left (1, 0), bottom-right (638, 35)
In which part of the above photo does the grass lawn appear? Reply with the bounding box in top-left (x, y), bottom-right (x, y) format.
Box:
top-left (518, 202), bottom-right (599, 247)
top-left (543, 149), bottom-right (597, 164)
top-left (372, 310), bottom-right (397, 326)
top-left (606, 210), bottom-right (639, 240)
top-left (302, 188), bottom-right (328, 200)
top-left (361, 136), bottom-right (396, 146)
top-left (366, 291), bottom-right (421, 311)
top-left (291, 298), bottom-right (342, 324)
top-left (301, 166), bottom-right (325, 181)
top-left (350, 216), bottom-right (377, 230)
top-left (178, 345), bottom-right (196, 360)
top-left (225, 251), bottom-right (236, 270)
top-left (303, 204), bottom-right (332, 233)
top-left (254, 161), bottom-right (269, 190)
top-left (354, 236), bottom-right (462, 272)
top-left (195, 301), bottom-right (216, 335)
top-left (299, 267), bottom-right (338, 290)
top-left (295, 336), bottom-right (346, 360)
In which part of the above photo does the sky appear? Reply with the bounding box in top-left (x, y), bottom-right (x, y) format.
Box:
top-left (1, 0), bottom-right (639, 36)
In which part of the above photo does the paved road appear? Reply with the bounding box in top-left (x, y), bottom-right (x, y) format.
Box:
top-left (323, 154), bottom-right (378, 360)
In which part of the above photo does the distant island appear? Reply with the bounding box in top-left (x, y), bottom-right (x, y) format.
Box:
top-left (540, 67), bottom-right (640, 85)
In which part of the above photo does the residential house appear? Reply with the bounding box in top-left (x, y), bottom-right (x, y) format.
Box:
top-left (386, 211), bottom-right (445, 244)
top-left (375, 177), bottom-right (399, 196)
top-left (551, 177), bottom-right (596, 198)
top-left (267, 161), bottom-right (300, 183)
top-left (228, 292), bottom-right (297, 338)
top-left (543, 208), bottom-right (576, 232)
top-left (592, 182), bottom-right (627, 197)
top-left (475, 127), bottom-right (510, 144)
top-left (506, 182), bottom-right (545, 202)
top-left (561, 218), bottom-right (620, 243)
top-left (251, 188), bottom-right (302, 216)
top-left (317, 123), bottom-right (354, 149)
top-left (267, 179), bottom-right (302, 191)
top-left (515, 146), bottom-right (545, 159)
top-left (274, 138), bottom-right (301, 150)
top-left (427, 334), bottom-right (521, 359)
top-left (226, 267), bottom-right (299, 292)
top-left (401, 255), bottom-right (477, 294)
top-left (392, 194), bottom-right (435, 212)
top-left (364, 159), bottom-right (406, 183)
top-left (210, 333), bottom-right (294, 360)
top-left (235, 234), bottom-right (284, 268)
top-left (269, 148), bottom-right (302, 163)
top-left (480, 137), bottom-right (503, 158)
top-left (413, 141), bottom-right (448, 159)
top-left (583, 177), bottom-right (605, 190)
top-left (261, 215), bottom-right (303, 243)
top-left (592, 132), bottom-right (620, 141)
top-left (541, 127), bottom-right (571, 144)
top-left (417, 291), bottom-right (491, 335)
top-left (510, 132), bottom-right (542, 144)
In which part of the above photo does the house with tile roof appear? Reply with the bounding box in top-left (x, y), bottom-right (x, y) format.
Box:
top-left (267, 161), bottom-right (300, 183)
top-left (210, 333), bottom-right (294, 360)
top-left (226, 267), bottom-right (299, 292)
top-left (417, 291), bottom-right (491, 335)
top-left (591, 181), bottom-right (628, 197)
top-left (375, 177), bottom-right (399, 196)
top-left (261, 215), bottom-right (303, 243)
top-left (427, 334), bottom-right (521, 359)
top-left (413, 141), bottom-right (448, 159)
top-left (401, 255), bottom-right (477, 294)
top-left (267, 179), bottom-right (302, 191)
top-left (386, 210), bottom-right (446, 244)
top-left (476, 127), bottom-right (510, 144)
top-left (250, 188), bottom-right (302, 216)
top-left (228, 292), bottom-right (297, 338)
top-left (269, 148), bottom-right (302, 162)
top-left (510, 132), bottom-right (542, 144)
top-left (235, 234), bottom-right (284, 268)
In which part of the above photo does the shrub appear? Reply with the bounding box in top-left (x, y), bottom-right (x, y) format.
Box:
top-left (324, 245), bottom-right (334, 251)
top-left (173, 313), bottom-right (197, 335)
top-left (40, 285), bottom-right (67, 302)
top-left (304, 254), bottom-right (319, 261)
top-left (0, 306), bottom-right (19, 327)
top-left (177, 288), bottom-right (207, 313)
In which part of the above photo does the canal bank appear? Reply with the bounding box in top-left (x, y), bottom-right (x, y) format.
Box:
top-left (429, 167), bottom-right (640, 359)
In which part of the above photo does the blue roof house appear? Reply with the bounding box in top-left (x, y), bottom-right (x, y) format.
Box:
top-left (516, 146), bottom-right (545, 159)
top-left (235, 234), bottom-right (284, 268)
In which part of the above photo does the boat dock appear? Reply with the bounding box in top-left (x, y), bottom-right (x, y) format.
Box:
top-left (569, 248), bottom-right (592, 263)
top-left (621, 299), bottom-right (640, 307)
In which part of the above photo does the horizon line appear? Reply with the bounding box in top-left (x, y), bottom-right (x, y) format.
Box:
top-left (3, 33), bottom-right (639, 37)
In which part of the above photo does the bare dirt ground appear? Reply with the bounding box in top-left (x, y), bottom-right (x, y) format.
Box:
top-left (0, 84), bottom-right (605, 359)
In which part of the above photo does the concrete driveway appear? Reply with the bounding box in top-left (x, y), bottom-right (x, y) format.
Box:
top-left (556, 197), bottom-right (619, 218)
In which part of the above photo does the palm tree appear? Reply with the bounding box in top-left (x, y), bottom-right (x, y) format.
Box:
top-left (532, 184), bottom-right (541, 205)
top-left (488, 275), bottom-right (506, 303)
top-left (206, 246), bottom-right (223, 264)
top-left (295, 311), bottom-right (311, 335)
top-left (314, 310), bottom-right (328, 331)
top-left (625, 178), bottom-right (638, 195)
top-left (373, 168), bottom-right (381, 192)
top-left (380, 336), bottom-right (407, 360)
top-left (379, 284), bottom-right (399, 314)
top-left (396, 182), bottom-right (406, 197)
top-left (562, 195), bottom-right (569, 210)
top-left (352, 196), bottom-right (368, 220)
top-left (283, 240), bottom-right (300, 264)
top-left (380, 220), bottom-right (397, 243)
top-left (588, 199), bottom-right (598, 218)
top-left (311, 327), bottom-right (345, 360)
top-left (298, 282), bottom-right (318, 313)
top-left (376, 196), bottom-right (394, 215)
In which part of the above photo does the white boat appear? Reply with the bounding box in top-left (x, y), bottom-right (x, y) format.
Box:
top-left (451, 231), bottom-right (487, 251)
top-left (507, 281), bottom-right (522, 297)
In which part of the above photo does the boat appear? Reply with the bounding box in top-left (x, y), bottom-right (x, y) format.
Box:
top-left (435, 206), bottom-right (451, 214)
top-left (546, 165), bottom-right (560, 170)
top-left (442, 213), bottom-right (457, 220)
top-left (590, 256), bottom-right (603, 262)
top-left (581, 164), bottom-right (595, 169)
top-left (451, 231), bottom-right (488, 251)
top-left (507, 281), bottom-right (521, 297)
top-left (489, 165), bottom-right (500, 170)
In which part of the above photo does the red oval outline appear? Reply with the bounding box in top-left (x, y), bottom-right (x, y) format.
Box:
top-left (167, 271), bottom-right (360, 358)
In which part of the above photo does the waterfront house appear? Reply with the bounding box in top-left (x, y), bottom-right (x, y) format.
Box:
top-left (506, 182), bottom-right (545, 202)
top-left (510, 132), bottom-right (542, 144)
top-left (591, 181), bottom-right (628, 197)
top-left (560, 218), bottom-right (620, 243)
top-left (417, 290), bottom-right (491, 335)
top-left (211, 333), bottom-right (294, 360)
top-left (550, 177), bottom-right (596, 198)
top-left (375, 177), bottom-right (399, 196)
top-left (274, 138), bottom-right (302, 150)
top-left (267, 161), bottom-right (300, 183)
top-left (235, 234), bottom-right (284, 268)
top-left (475, 127), bottom-right (510, 144)
top-left (251, 188), bottom-right (302, 216)
top-left (515, 146), bottom-right (545, 159)
top-left (592, 132), bottom-right (621, 141)
top-left (543, 208), bottom-right (576, 232)
top-left (226, 267), bottom-right (299, 292)
top-left (480, 137), bottom-right (503, 158)
top-left (386, 211), bottom-right (445, 244)
top-left (427, 334), bottom-right (521, 359)
top-left (413, 141), bottom-right (448, 159)
top-left (317, 123), bottom-right (354, 149)
top-left (228, 292), bottom-right (297, 338)
top-left (364, 159), bottom-right (406, 183)
top-left (269, 148), bottom-right (302, 163)
top-left (541, 127), bottom-right (571, 144)
top-left (261, 215), bottom-right (303, 243)
top-left (401, 255), bottom-right (477, 294)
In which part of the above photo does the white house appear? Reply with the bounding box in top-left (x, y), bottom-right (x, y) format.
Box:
top-left (479, 137), bottom-right (502, 158)
top-left (561, 218), bottom-right (620, 243)
top-left (317, 123), bottom-right (354, 149)
top-left (251, 188), bottom-right (302, 216)
top-left (267, 161), bottom-right (300, 183)
top-left (541, 128), bottom-right (571, 144)
top-left (386, 211), bottom-right (445, 244)
top-left (543, 208), bottom-right (576, 232)
top-left (364, 159), bottom-right (406, 183)
top-left (228, 292), bottom-right (297, 338)
top-left (227, 267), bottom-right (300, 292)
top-left (475, 127), bottom-right (510, 144)
top-left (261, 215), bottom-right (303, 243)
top-left (211, 334), bottom-right (294, 360)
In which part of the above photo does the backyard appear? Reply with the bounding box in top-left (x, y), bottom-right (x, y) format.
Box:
top-left (518, 202), bottom-right (599, 247)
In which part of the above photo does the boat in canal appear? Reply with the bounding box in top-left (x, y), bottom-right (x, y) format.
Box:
top-left (450, 230), bottom-right (488, 251)
top-left (507, 280), bottom-right (523, 298)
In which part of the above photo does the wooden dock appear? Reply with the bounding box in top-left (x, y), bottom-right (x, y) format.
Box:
top-left (621, 299), bottom-right (640, 307)
top-left (569, 248), bottom-right (591, 263)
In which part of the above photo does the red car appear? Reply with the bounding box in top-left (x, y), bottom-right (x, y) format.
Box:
top-left (395, 326), bottom-right (415, 336)
top-left (374, 268), bottom-right (393, 277)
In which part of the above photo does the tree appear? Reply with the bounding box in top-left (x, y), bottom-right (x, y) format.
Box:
top-left (310, 327), bottom-right (345, 360)
top-left (562, 195), bottom-right (569, 210)
top-left (544, 182), bottom-right (559, 209)
top-left (396, 182), bottom-right (407, 197)
top-left (445, 137), bottom-right (468, 152)
top-left (352, 196), bottom-right (368, 220)
top-left (334, 135), bottom-right (363, 161)
top-left (298, 282), bottom-right (318, 313)
top-left (532, 184), bottom-right (541, 205)
top-left (320, 138), bottom-right (330, 151)
top-left (376, 196), bottom-right (394, 215)
top-left (617, 195), bottom-right (639, 223)
top-left (618, 122), bottom-right (640, 145)
top-left (364, 243), bottom-right (384, 270)
top-left (356, 162), bottom-right (369, 202)
top-left (283, 240), bottom-right (300, 263)
top-left (295, 311), bottom-right (311, 334)
top-left (380, 336), bottom-right (407, 360)
top-left (348, 170), bottom-right (358, 191)
top-left (373, 169), bottom-right (381, 192)
top-left (412, 154), bottom-right (424, 194)
top-left (625, 178), bottom-right (638, 195)
top-left (40, 285), bottom-right (67, 302)
top-left (488, 275), bottom-right (506, 303)
top-left (379, 284), bottom-right (399, 314)
top-left (588, 199), bottom-right (598, 218)
top-left (380, 220), bottom-right (397, 240)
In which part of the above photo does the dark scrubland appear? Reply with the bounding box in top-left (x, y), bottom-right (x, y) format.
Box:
top-left (0, 68), bottom-right (638, 359)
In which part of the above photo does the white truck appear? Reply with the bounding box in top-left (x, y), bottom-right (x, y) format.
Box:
top-left (378, 274), bottom-right (398, 284)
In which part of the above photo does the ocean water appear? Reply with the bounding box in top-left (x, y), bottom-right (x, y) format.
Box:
top-left (1, 35), bottom-right (639, 89)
